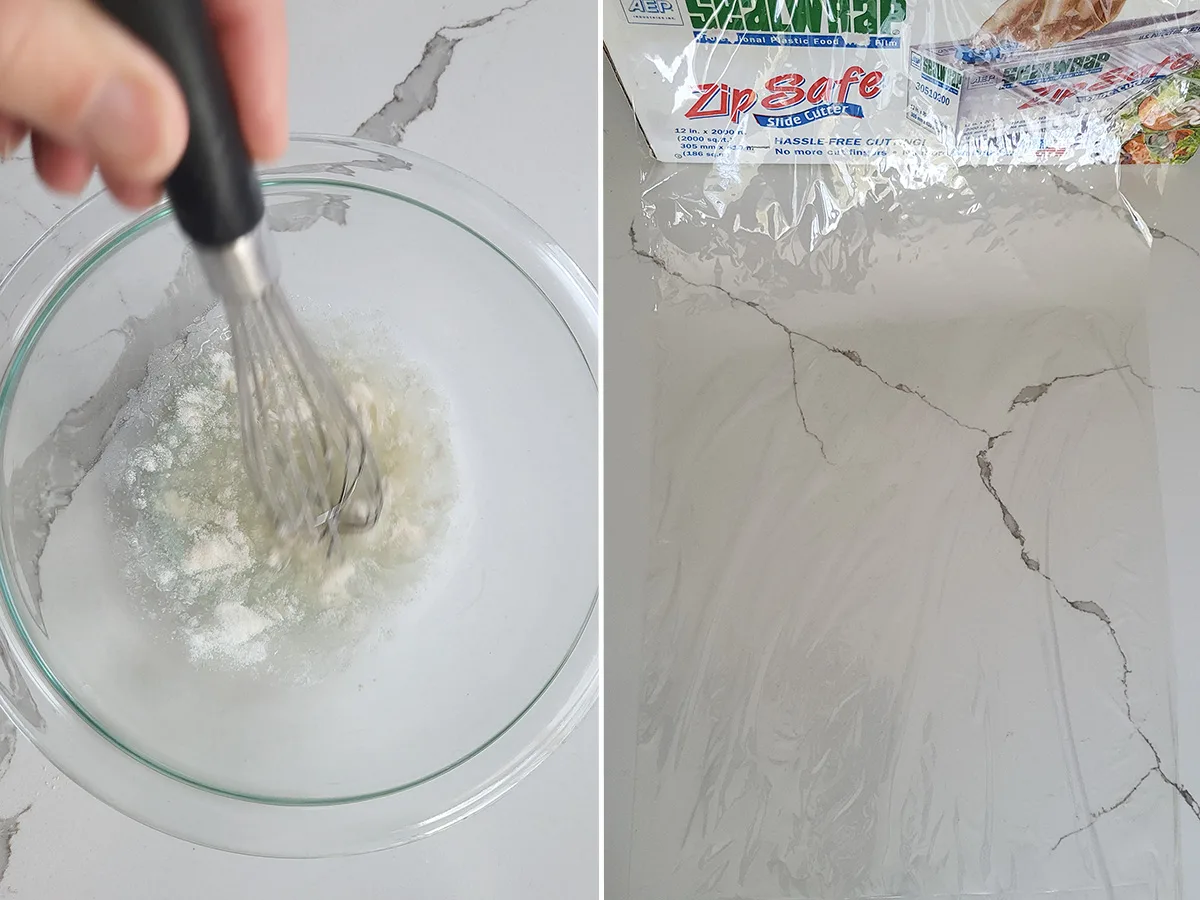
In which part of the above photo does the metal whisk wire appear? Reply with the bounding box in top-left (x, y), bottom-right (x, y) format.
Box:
top-left (201, 229), bottom-right (384, 547)
top-left (92, 0), bottom-right (384, 547)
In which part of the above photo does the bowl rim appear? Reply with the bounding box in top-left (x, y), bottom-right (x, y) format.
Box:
top-left (0, 133), bottom-right (598, 856)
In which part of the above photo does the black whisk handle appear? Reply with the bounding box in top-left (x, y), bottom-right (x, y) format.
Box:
top-left (97, 0), bottom-right (264, 247)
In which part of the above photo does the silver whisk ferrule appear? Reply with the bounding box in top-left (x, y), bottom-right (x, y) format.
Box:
top-left (196, 222), bottom-right (280, 304)
top-left (196, 222), bottom-right (385, 545)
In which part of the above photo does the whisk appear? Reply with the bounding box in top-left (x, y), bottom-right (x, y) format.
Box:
top-left (100, 0), bottom-right (384, 543)
top-left (203, 233), bottom-right (385, 541)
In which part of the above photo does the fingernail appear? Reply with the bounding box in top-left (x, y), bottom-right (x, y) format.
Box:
top-left (0, 123), bottom-right (23, 161)
top-left (80, 77), bottom-right (160, 170)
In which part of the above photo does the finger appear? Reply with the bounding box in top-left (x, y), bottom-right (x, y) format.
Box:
top-left (1037, 3), bottom-right (1098, 47)
top-left (976, 14), bottom-right (1018, 45)
top-left (1035, 0), bottom-right (1117, 45)
top-left (0, 0), bottom-right (187, 184)
top-left (100, 168), bottom-right (163, 210)
top-left (978, 0), bottom-right (1036, 35)
top-left (0, 115), bottom-right (28, 159)
top-left (972, 24), bottom-right (1005, 47)
top-left (31, 132), bottom-right (94, 195)
top-left (206, 0), bottom-right (288, 161)
top-left (1034, 0), bottom-right (1082, 45)
top-left (1036, 0), bottom-right (1074, 29)
top-left (1006, 5), bottom-right (1045, 46)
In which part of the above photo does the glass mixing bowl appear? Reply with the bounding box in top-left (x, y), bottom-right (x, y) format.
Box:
top-left (0, 135), bottom-right (597, 856)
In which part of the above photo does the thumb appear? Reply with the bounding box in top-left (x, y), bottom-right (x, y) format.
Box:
top-left (0, 0), bottom-right (187, 184)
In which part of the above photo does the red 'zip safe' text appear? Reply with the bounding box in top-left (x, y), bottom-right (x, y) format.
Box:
top-left (685, 66), bottom-right (885, 123)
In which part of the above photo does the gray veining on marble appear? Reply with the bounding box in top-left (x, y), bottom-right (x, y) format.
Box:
top-left (0, 803), bottom-right (30, 887)
top-left (355, 0), bottom-right (540, 145)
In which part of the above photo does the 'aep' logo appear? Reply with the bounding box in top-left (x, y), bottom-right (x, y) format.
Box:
top-left (624, 0), bottom-right (684, 25)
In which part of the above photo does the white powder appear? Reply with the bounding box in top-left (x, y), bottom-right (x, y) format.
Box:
top-left (181, 528), bottom-right (252, 576)
top-left (186, 602), bottom-right (272, 666)
top-left (105, 316), bottom-right (459, 675)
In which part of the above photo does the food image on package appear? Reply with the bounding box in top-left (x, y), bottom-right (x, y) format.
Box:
top-left (605, 0), bottom-right (1200, 164)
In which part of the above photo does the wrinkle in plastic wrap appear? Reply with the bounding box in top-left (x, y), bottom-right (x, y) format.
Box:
top-left (627, 156), bottom-right (1195, 899)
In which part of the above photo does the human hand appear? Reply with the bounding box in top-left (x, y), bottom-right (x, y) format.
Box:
top-left (0, 0), bottom-right (287, 209)
top-left (976, 0), bottom-right (1127, 50)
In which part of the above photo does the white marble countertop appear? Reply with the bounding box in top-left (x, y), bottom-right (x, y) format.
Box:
top-left (605, 59), bottom-right (1200, 900)
top-left (0, 2), bottom-right (597, 897)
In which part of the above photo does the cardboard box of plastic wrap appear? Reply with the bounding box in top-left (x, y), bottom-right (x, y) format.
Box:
top-left (906, 16), bottom-right (1200, 165)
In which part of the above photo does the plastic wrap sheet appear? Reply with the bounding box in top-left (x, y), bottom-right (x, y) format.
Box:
top-left (625, 156), bottom-right (1195, 899)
